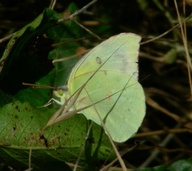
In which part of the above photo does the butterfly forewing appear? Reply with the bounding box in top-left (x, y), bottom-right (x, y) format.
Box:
top-left (68, 33), bottom-right (141, 83)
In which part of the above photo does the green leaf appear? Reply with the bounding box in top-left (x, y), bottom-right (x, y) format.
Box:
top-left (0, 8), bottom-right (60, 94)
top-left (0, 101), bottom-right (114, 170)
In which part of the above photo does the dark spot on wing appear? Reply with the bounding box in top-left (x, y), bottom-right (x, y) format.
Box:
top-left (96, 56), bottom-right (102, 64)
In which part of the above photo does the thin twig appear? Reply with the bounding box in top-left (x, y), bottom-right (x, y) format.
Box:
top-left (0, 33), bottom-right (15, 44)
top-left (174, 0), bottom-right (192, 97)
top-left (57, 0), bottom-right (98, 23)
top-left (73, 19), bottom-right (101, 40)
top-left (49, 0), bottom-right (57, 9)
top-left (141, 13), bottom-right (192, 45)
